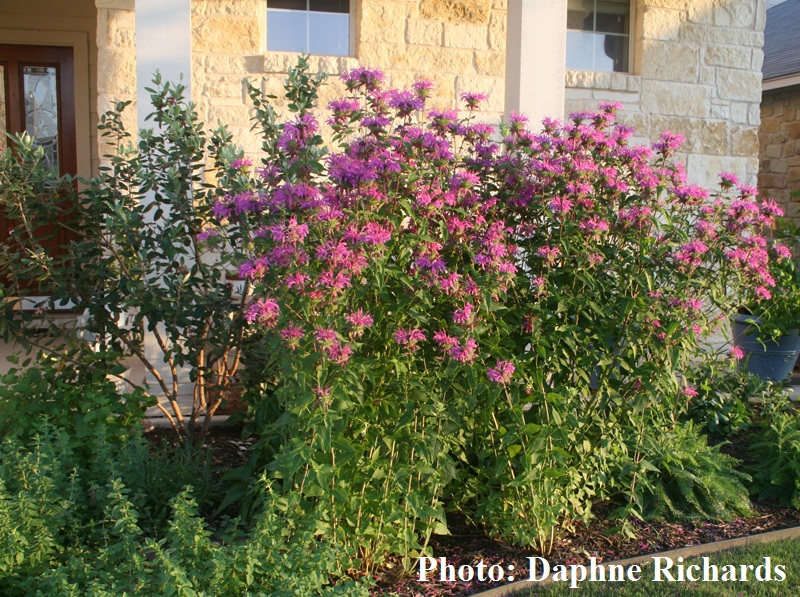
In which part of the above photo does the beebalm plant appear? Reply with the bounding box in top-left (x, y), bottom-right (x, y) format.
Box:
top-left (0, 75), bottom-right (253, 443)
top-left (734, 218), bottom-right (800, 341)
top-left (207, 60), bottom-right (779, 564)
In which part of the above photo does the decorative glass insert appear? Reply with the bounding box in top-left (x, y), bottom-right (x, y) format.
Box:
top-left (0, 65), bottom-right (6, 153)
top-left (23, 65), bottom-right (59, 170)
top-left (566, 0), bottom-right (630, 73)
top-left (267, 0), bottom-right (350, 56)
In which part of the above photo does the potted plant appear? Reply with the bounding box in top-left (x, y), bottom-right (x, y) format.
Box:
top-left (732, 220), bottom-right (800, 382)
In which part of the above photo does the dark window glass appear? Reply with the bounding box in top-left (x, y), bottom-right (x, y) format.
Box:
top-left (566, 0), bottom-right (630, 72)
top-left (267, 0), bottom-right (351, 56)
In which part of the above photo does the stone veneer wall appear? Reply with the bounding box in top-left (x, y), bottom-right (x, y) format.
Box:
top-left (95, 0), bottom-right (765, 192)
top-left (565, 0), bottom-right (765, 190)
top-left (759, 86), bottom-right (800, 224)
top-left (189, 0), bottom-right (507, 155)
top-left (95, 0), bottom-right (137, 162)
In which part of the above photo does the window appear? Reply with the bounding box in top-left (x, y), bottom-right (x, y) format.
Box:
top-left (566, 0), bottom-right (630, 72)
top-left (266, 0), bottom-right (351, 56)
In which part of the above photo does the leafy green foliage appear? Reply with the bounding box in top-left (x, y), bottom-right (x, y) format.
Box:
top-left (0, 429), bottom-right (366, 596)
top-left (747, 396), bottom-right (800, 508)
top-left (0, 351), bottom-right (151, 447)
top-left (0, 76), bottom-right (263, 443)
top-left (1, 56), bottom-right (784, 579)
top-left (630, 422), bottom-right (752, 521)
top-left (683, 361), bottom-right (764, 437)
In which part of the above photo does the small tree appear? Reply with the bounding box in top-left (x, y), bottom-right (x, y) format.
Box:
top-left (0, 75), bottom-right (255, 443)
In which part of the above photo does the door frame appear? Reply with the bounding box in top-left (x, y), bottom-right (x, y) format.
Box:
top-left (0, 29), bottom-right (91, 178)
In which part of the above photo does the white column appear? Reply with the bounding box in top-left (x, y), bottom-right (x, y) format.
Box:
top-left (504, 0), bottom-right (567, 128)
top-left (135, 0), bottom-right (192, 131)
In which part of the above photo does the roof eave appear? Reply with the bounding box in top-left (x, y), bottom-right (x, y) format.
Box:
top-left (762, 72), bottom-right (800, 91)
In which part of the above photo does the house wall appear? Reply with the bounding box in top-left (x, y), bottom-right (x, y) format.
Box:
top-left (759, 85), bottom-right (800, 224)
top-left (565, 0), bottom-right (765, 190)
top-left (95, 0), bottom-right (136, 159)
top-left (0, 0), bottom-right (98, 176)
top-left (188, 0), bottom-right (507, 156)
top-left (94, 0), bottom-right (765, 194)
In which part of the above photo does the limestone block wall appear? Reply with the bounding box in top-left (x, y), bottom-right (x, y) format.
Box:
top-left (190, 0), bottom-right (507, 157)
top-left (759, 86), bottom-right (800, 224)
top-left (95, 0), bottom-right (136, 162)
top-left (565, 0), bottom-right (765, 190)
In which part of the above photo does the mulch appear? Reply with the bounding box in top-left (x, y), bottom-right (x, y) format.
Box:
top-left (143, 419), bottom-right (800, 597)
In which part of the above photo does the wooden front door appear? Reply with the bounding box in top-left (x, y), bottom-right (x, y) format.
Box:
top-left (0, 44), bottom-right (78, 294)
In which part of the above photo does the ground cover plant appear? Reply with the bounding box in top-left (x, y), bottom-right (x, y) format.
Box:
top-left (0, 58), bottom-right (797, 592)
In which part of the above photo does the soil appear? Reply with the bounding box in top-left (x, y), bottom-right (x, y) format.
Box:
top-left (143, 419), bottom-right (800, 597)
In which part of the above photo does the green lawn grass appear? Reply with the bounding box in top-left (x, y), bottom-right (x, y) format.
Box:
top-left (524, 538), bottom-right (800, 596)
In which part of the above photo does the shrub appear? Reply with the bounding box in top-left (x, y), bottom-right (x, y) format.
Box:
top-left (0, 80), bottom-right (257, 443)
top-left (747, 395), bottom-right (800, 508)
top-left (0, 351), bottom-right (151, 447)
top-left (1, 57), bottom-right (782, 568)
top-left (207, 60), bottom-right (776, 561)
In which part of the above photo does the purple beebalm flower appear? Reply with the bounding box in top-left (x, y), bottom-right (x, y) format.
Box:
top-left (196, 228), bottom-right (220, 243)
top-left (412, 79), bottom-right (434, 98)
top-left (486, 360), bottom-right (515, 385)
top-left (314, 327), bottom-right (338, 347)
top-left (718, 171), bottom-right (739, 188)
top-left (345, 309), bottom-right (373, 338)
top-left (394, 327), bottom-right (425, 351)
top-left (450, 337), bottom-right (478, 363)
top-left (773, 244), bottom-right (793, 259)
top-left (389, 89), bottom-right (424, 117)
top-left (328, 342), bottom-right (353, 366)
top-left (673, 185), bottom-right (709, 205)
top-left (682, 386), bottom-right (699, 398)
top-left (761, 199), bottom-right (784, 218)
top-left (341, 66), bottom-right (385, 91)
top-left (359, 222), bottom-right (392, 245)
top-left (730, 345), bottom-right (745, 360)
top-left (246, 298), bottom-right (280, 328)
top-left (548, 196), bottom-right (573, 215)
top-left (536, 244), bottom-right (561, 264)
top-left (285, 272), bottom-right (310, 289)
top-left (279, 322), bottom-right (304, 350)
top-left (231, 157), bottom-right (252, 170)
top-left (598, 101), bottom-right (622, 113)
top-left (578, 216), bottom-right (610, 236)
top-left (653, 131), bottom-right (685, 154)
top-left (461, 91), bottom-right (487, 110)
top-left (453, 302), bottom-right (476, 326)
top-left (433, 329), bottom-right (459, 349)
top-left (328, 97), bottom-right (361, 114)
top-left (755, 286), bottom-right (772, 300)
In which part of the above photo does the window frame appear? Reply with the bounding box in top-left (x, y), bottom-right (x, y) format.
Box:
top-left (264, 0), bottom-right (356, 57)
top-left (566, 0), bottom-right (636, 75)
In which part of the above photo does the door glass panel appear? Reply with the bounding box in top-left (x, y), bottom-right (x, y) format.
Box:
top-left (0, 65), bottom-right (6, 152)
top-left (23, 65), bottom-right (59, 169)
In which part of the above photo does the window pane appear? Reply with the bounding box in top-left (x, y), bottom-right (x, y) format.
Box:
top-left (593, 33), bottom-right (629, 72)
top-left (595, 0), bottom-right (629, 34)
top-left (268, 0), bottom-right (305, 10)
top-left (0, 65), bottom-right (6, 153)
top-left (566, 30), bottom-right (596, 71)
top-left (309, 12), bottom-right (349, 56)
top-left (23, 65), bottom-right (59, 170)
top-left (267, 9), bottom-right (308, 53)
top-left (310, 0), bottom-right (349, 14)
top-left (567, 0), bottom-right (595, 31)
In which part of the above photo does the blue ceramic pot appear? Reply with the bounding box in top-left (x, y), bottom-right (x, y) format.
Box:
top-left (731, 313), bottom-right (800, 382)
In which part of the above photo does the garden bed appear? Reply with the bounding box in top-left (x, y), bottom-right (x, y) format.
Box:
top-left (143, 420), bottom-right (800, 597)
